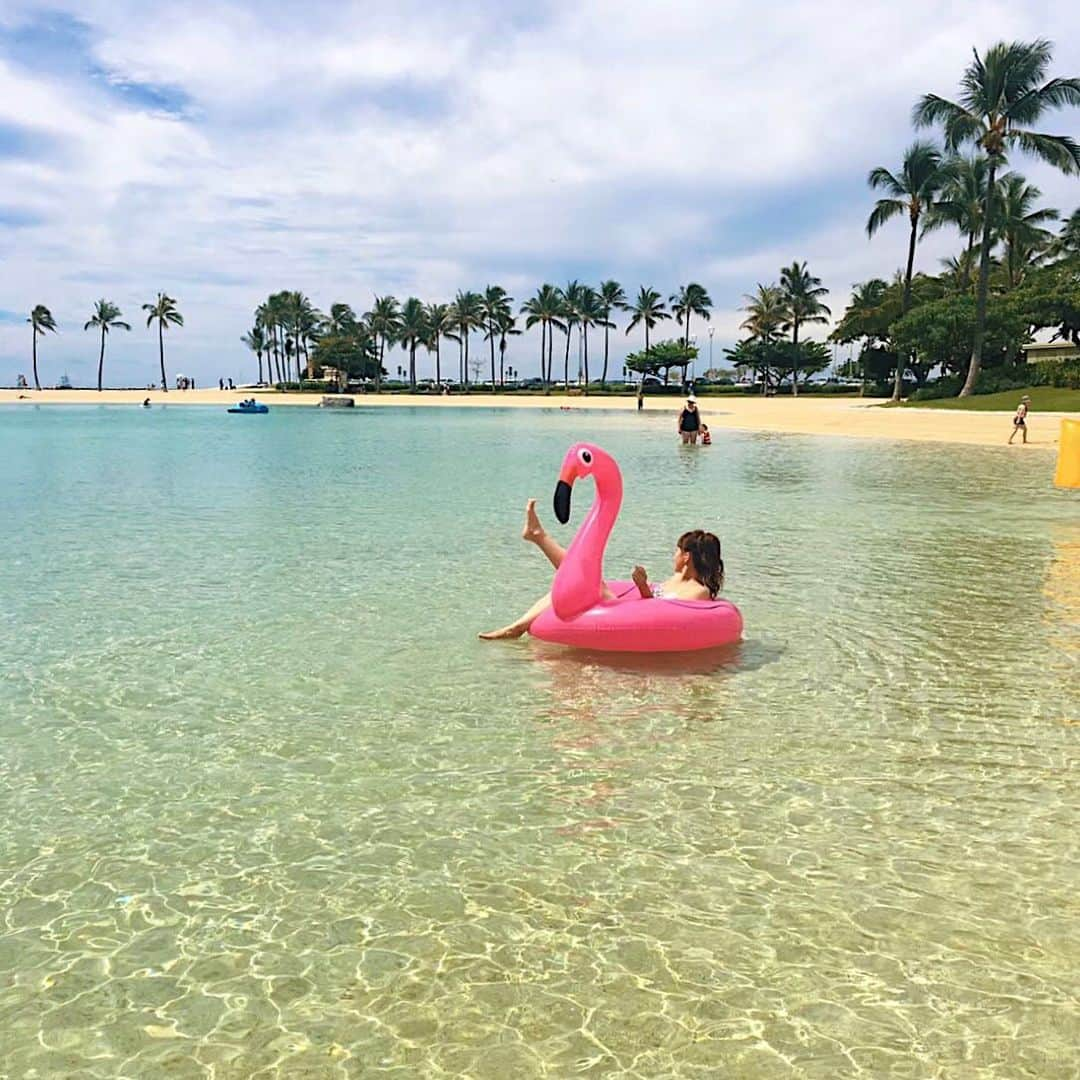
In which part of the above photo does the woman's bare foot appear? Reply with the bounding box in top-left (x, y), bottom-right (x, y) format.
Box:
top-left (522, 498), bottom-right (546, 544)
top-left (478, 623), bottom-right (528, 640)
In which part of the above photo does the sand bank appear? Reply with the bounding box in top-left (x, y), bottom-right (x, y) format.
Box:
top-left (2, 387), bottom-right (1074, 449)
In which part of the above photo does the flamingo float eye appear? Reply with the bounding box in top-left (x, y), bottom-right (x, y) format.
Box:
top-left (578, 449), bottom-right (592, 466)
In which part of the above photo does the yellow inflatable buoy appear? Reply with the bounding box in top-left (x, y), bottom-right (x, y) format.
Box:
top-left (1055, 419), bottom-right (1080, 488)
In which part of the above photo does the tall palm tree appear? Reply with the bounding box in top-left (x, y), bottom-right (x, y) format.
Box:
top-left (288, 291), bottom-right (320, 379)
top-left (142, 293), bottom-right (182, 391)
top-left (398, 297), bottom-right (427, 391)
top-left (914, 39), bottom-right (1080, 395)
top-left (779, 262), bottom-right (830, 397)
top-left (324, 302), bottom-right (357, 336)
top-left (625, 286), bottom-right (670, 353)
top-left (480, 285), bottom-right (513, 390)
top-left (995, 173), bottom-right (1058, 287)
top-left (451, 290), bottom-right (484, 390)
top-left (1052, 206), bottom-right (1080, 256)
top-left (27, 304), bottom-right (57, 391)
top-left (84, 300), bottom-right (131, 392)
top-left (424, 302), bottom-right (455, 386)
top-left (597, 280), bottom-right (626, 387)
top-left (866, 140), bottom-right (950, 400)
top-left (576, 286), bottom-right (607, 393)
top-left (495, 309), bottom-right (520, 387)
top-left (520, 284), bottom-right (565, 392)
top-left (365, 295), bottom-right (401, 392)
top-left (924, 155), bottom-right (992, 289)
top-left (241, 325), bottom-right (267, 384)
top-left (740, 284), bottom-right (787, 394)
top-left (558, 280), bottom-right (585, 388)
top-left (670, 283), bottom-right (713, 350)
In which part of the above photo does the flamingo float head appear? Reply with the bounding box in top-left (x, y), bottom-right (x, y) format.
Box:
top-left (551, 442), bottom-right (623, 621)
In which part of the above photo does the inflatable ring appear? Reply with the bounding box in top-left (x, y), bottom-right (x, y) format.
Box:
top-left (529, 443), bottom-right (743, 652)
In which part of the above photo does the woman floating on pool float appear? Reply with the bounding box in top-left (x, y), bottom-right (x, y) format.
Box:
top-left (479, 443), bottom-right (742, 651)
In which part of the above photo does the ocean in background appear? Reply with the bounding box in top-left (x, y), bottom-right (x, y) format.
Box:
top-left (1, 404), bottom-right (1077, 1077)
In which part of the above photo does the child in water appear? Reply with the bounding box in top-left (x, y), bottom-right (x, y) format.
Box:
top-left (700, 424), bottom-right (712, 445)
top-left (479, 501), bottom-right (724, 639)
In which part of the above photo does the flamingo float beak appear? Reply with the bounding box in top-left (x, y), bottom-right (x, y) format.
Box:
top-left (554, 458), bottom-right (577, 523)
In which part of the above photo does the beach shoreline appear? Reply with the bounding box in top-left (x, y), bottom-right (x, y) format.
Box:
top-left (1, 387), bottom-right (1073, 449)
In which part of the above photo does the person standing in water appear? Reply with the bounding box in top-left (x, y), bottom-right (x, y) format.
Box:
top-left (1008, 395), bottom-right (1031, 445)
top-left (678, 394), bottom-right (701, 444)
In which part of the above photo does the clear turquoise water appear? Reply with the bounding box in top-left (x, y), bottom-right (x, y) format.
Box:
top-left (1, 404), bottom-right (1077, 1078)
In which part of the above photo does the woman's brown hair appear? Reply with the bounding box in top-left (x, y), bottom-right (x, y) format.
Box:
top-left (677, 530), bottom-right (724, 598)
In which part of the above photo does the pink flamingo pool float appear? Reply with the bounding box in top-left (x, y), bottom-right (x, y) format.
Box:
top-left (530, 443), bottom-right (743, 652)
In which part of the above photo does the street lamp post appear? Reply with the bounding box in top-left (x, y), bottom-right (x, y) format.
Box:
top-left (708, 326), bottom-right (714, 372)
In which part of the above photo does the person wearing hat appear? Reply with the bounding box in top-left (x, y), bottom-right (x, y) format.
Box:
top-left (678, 394), bottom-right (701, 444)
top-left (1008, 394), bottom-right (1031, 445)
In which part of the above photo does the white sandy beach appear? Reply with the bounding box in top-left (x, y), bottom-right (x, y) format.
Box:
top-left (2, 387), bottom-right (1075, 449)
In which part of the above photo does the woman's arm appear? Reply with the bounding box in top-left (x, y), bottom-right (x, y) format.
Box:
top-left (632, 565), bottom-right (652, 599)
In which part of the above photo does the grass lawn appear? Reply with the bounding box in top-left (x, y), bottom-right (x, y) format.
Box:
top-left (896, 386), bottom-right (1080, 412)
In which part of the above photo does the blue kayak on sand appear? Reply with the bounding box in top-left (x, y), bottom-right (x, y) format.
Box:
top-left (227, 402), bottom-right (269, 414)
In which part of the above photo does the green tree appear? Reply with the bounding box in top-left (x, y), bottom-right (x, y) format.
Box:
top-left (624, 339), bottom-right (697, 384)
top-left (1011, 256), bottom-right (1080, 346)
top-left (142, 293), bottom-right (182, 391)
top-left (451, 290), bottom-right (484, 390)
top-left (480, 285), bottom-right (513, 389)
top-left (311, 331), bottom-right (378, 389)
top-left (84, 300), bottom-right (131, 392)
top-left (779, 262), bottom-right (830, 396)
top-left (914, 39), bottom-right (1080, 395)
top-left (576, 286), bottom-right (608, 392)
top-left (557, 280), bottom-right (585, 388)
top-left (424, 302), bottom-right (456, 387)
top-left (995, 173), bottom-right (1058, 288)
top-left (520, 284), bottom-right (565, 392)
top-left (27, 304), bottom-right (57, 391)
top-left (670, 283), bottom-right (712, 349)
top-left (240, 325), bottom-right (267, 384)
top-left (398, 297), bottom-right (427, 391)
top-left (740, 283), bottom-right (787, 393)
top-left (365, 295), bottom-right (401, 392)
top-left (1053, 207), bottom-right (1080, 257)
top-left (924, 155), bottom-right (992, 289)
top-left (597, 280), bottom-right (626, 387)
top-left (867, 140), bottom-right (950, 399)
top-left (625, 286), bottom-right (670, 353)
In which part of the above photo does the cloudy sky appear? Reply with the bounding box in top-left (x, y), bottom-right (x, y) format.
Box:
top-left (1, 0), bottom-right (1078, 386)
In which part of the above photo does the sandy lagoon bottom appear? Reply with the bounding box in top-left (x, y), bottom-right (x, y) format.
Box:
top-left (0, 404), bottom-right (1076, 1077)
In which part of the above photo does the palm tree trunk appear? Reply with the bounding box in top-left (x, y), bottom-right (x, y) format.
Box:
top-left (563, 327), bottom-right (571, 389)
top-left (376, 338), bottom-right (383, 393)
top-left (463, 330), bottom-right (469, 392)
top-left (583, 327), bottom-right (590, 394)
top-left (98, 326), bottom-right (106, 391)
top-left (962, 160), bottom-right (998, 398)
top-left (409, 343), bottom-right (416, 391)
top-left (546, 323), bottom-right (554, 394)
top-left (499, 335), bottom-right (506, 386)
top-left (489, 320), bottom-right (497, 390)
top-left (601, 318), bottom-right (609, 387)
top-left (435, 338), bottom-right (442, 386)
top-left (158, 321), bottom-right (167, 391)
top-left (257, 350), bottom-right (264, 385)
top-left (32, 327), bottom-right (39, 390)
top-left (791, 318), bottom-right (800, 398)
top-left (540, 322), bottom-right (547, 390)
top-left (894, 217), bottom-right (919, 402)
top-left (962, 231), bottom-right (976, 290)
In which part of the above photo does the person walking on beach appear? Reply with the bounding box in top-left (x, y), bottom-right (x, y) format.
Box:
top-left (1008, 395), bottom-right (1031, 445)
top-left (678, 395), bottom-right (701, 444)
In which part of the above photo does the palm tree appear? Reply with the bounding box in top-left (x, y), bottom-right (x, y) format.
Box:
top-left (914, 39), bottom-right (1080, 395)
top-left (740, 284), bottom-right (787, 394)
top-left (779, 262), bottom-right (830, 396)
top-left (520, 284), bottom-right (565, 392)
top-left (670, 283), bottom-right (713, 350)
top-left (576, 286), bottom-right (607, 393)
top-left (1052, 206), bottom-right (1080, 256)
top-left (288, 291), bottom-right (320, 379)
top-left (84, 300), bottom-right (131, 392)
top-left (398, 297), bottom-right (427, 391)
top-left (924, 155), bottom-right (992, 290)
top-left (27, 304), bottom-right (57, 391)
top-left (241, 325), bottom-right (267, 384)
top-left (866, 140), bottom-right (950, 400)
top-left (495, 309), bottom-right (520, 387)
top-left (424, 302), bottom-right (456, 386)
top-left (365, 295), bottom-right (401, 392)
top-left (995, 174), bottom-right (1058, 287)
top-left (480, 285), bottom-right (513, 390)
top-left (142, 293), bottom-right (182, 390)
top-left (451, 290), bottom-right (484, 390)
top-left (558, 280), bottom-right (585, 388)
top-left (597, 280), bottom-right (626, 387)
top-left (324, 303), bottom-right (358, 336)
top-left (625, 286), bottom-right (670, 352)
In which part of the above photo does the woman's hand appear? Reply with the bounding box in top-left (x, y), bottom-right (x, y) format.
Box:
top-left (632, 565), bottom-right (652, 598)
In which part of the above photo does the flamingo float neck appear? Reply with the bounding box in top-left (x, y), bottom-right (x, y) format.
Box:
top-left (551, 446), bottom-right (623, 621)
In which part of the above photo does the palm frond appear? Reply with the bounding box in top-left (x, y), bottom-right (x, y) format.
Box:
top-left (866, 199), bottom-right (905, 236)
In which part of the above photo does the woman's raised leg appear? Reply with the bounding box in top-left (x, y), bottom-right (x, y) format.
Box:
top-left (523, 498), bottom-right (566, 569)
